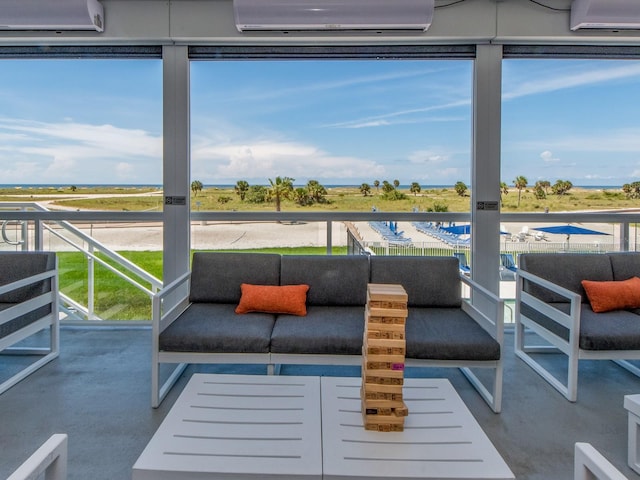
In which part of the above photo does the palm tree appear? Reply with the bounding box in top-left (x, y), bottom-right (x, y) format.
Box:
top-left (538, 180), bottom-right (551, 194)
top-left (306, 180), bottom-right (327, 203)
top-left (234, 180), bottom-right (249, 201)
top-left (190, 180), bottom-right (203, 197)
top-left (500, 181), bottom-right (509, 206)
top-left (373, 180), bottom-right (380, 193)
top-left (268, 176), bottom-right (294, 212)
top-left (360, 183), bottom-right (371, 196)
top-left (393, 179), bottom-right (400, 188)
top-left (514, 175), bottom-right (527, 207)
top-left (410, 182), bottom-right (421, 196)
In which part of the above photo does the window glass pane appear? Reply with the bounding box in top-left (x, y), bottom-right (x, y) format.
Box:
top-left (190, 59), bottom-right (472, 211)
top-left (0, 59), bottom-right (162, 193)
top-left (502, 58), bottom-right (640, 211)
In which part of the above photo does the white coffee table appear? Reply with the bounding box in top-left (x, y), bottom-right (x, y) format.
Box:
top-left (132, 374), bottom-right (322, 479)
top-left (321, 377), bottom-right (514, 479)
top-left (133, 374), bottom-right (513, 479)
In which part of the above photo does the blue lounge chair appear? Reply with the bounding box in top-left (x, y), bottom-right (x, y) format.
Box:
top-left (453, 252), bottom-right (470, 275)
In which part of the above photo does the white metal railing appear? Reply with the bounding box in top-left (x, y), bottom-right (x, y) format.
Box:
top-left (1, 203), bottom-right (639, 322)
top-left (0, 203), bottom-right (162, 321)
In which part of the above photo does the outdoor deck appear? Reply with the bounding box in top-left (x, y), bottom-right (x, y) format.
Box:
top-left (1, 325), bottom-right (640, 480)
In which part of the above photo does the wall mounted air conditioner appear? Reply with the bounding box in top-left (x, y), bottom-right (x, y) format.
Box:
top-left (0, 0), bottom-right (104, 32)
top-left (234, 0), bottom-right (434, 32)
top-left (571, 0), bottom-right (640, 30)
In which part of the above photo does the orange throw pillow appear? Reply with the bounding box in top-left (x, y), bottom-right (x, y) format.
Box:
top-left (235, 284), bottom-right (309, 316)
top-left (581, 277), bottom-right (640, 313)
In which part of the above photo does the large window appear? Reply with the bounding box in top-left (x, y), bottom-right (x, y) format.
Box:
top-left (190, 58), bottom-right (473, 212)
top-left (502, 58), bottom-right (640, 211)
top-left (0, 58), bottom-right (162, 191)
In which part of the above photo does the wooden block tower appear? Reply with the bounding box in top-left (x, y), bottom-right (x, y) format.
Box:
top-left (361, 283), bottom-right (409, 432)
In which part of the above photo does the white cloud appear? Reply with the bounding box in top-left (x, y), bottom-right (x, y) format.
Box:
top-left (517, 128), bottom-right (640, 153)
top-left (0, 118), bottom-right (162, 183)
top-left (191, 138), bottom-right (386, 183)
top-left (408, 150), bottom-right (448, 165)
top-left (115, 162), bottom-right (135, 179)
top-left (540, 150), bottom-right (559, 163)
top-left (327, 99), bottom-right (470, 129)
top-left (503, 63), bottom-right (640, 101)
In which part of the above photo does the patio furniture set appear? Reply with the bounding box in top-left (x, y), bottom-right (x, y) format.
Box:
top-left (152, 252), bottom-right (505, 412)
top-left (7, 249), bottom-right (640, 479)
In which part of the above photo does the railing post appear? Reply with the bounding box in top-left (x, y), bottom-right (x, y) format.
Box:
top-left (619, 222), bottom-right (630, 252)
top-left (326, 221), bottom-right (332, 255)
top-left (88, 245), bottom-right (96, 320)
top-left (20, 209), bottom-right (28, 251)
top-left (34, 219), bottom-right (44, 251)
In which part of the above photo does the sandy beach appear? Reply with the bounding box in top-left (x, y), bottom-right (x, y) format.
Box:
top-left (0, 217), bottom-right (626, 253)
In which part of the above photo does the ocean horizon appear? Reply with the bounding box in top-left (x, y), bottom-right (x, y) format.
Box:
top-left (0, 183), bottom-right (624, 190)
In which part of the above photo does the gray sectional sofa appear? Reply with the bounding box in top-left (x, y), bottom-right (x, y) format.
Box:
top-left (516, 252), bottom-right (640, 401)
top-left (152, 252), bottom-right (505, 411)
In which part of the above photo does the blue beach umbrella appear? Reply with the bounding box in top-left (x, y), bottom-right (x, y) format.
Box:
top-left (532, 225), bottom-right (609, 245)
top-left (441, 224), bottom-right (509, 236)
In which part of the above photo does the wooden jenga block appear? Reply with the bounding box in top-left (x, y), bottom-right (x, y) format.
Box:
top-left (365, 337), bottom-right (406, 356)
top-left (365, 309), bottom-right (407, 325)
top-left (367, 306), bottom-right (408, 319)
top-left (366, 325), bottom-right (406, 342)
top-left (367, 284), bottom-right (408, 303)
top-left (363, 352), bottom-right (405, 372)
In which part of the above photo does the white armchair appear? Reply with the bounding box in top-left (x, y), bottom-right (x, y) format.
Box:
top-left (8, 434), bottom-right (68, 480)
top-left (574, 443), bottom-right (628, 480)
top-left (0, 251), bottom-right (59, 395)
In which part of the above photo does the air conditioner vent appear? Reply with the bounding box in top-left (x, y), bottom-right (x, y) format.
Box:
top-left (571, 0), bottom-right (640, 30)
top-left (0, 0), bottom-right (104, 32)
top-left (234, 0), bottom-right (434, 32)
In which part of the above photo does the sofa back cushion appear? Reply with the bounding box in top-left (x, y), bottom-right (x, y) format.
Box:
top-left (280, 255), bottom-right (369, 306)
top-left (189, 252), bottom-right (281, 303)
top-left (519, 253), bottom-right (613, 303)
top-left (0, 252), bottom-right (56, 303)
top-left (608, 252), bottom-right (640, 281)
top-left (369, 256), bottom-right (461, 307)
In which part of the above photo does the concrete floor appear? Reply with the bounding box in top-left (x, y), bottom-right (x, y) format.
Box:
top-left (1, 326), bottom-right (640, 480)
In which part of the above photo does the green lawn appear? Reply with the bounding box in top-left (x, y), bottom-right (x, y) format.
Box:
top-left (57, 247), bottom-right (346, 321)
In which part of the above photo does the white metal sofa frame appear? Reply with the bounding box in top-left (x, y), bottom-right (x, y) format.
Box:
top-left (151, 264), bottom-right (504, 412)
top-left (0, 252), bottom-right (59, 395)
top-left (515, 268), bottom-right (640, 402)
top-left (8, 434), bottom-right (68, 480)
top-left (574, 443), bottom-right (628, 480)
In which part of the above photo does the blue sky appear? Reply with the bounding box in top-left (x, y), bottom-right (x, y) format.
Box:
top-left (0, 57), bottom-right (639, 187)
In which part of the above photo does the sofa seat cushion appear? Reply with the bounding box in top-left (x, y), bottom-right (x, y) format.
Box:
top-left (159, 303), bottom-right (275, 353)
top-left (579, 306), bottom-right (640, 350)
top-left (609, 252), bottom-right (640, 281)
top-left (519, 254), bottom-right (613, 303)
top-left (189, 252), bottom-right (281, 304)
top-left (270, 306), bottom-right (364, 355)
top-left (280, 255), bottom-right (369, 306)
top-left (369, 256), bottom-right (462, 308)
top-left (0, 303), bottom-right (52, 339)
top-left (0, 252), bottom-right (56, 303)
top-left (521, 300), bottom-right (640, 350)
top-left (405, 307), bottom-right (500, 361)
